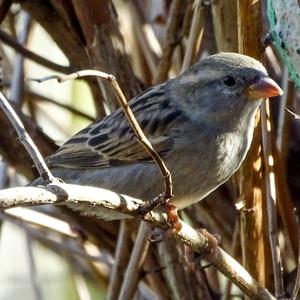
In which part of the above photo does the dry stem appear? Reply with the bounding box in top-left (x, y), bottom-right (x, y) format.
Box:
top-left (0, 91), bottom-right (55, 182)
top-left (30, 70), bottom-right (173, 204)
top-left (0, 183), bottom-right (276, 300)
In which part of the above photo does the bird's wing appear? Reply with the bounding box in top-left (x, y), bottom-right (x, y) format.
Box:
top-left (46, 83), bottom-right (188, 169)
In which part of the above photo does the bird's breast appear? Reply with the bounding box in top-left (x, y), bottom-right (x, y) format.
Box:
top-left (168, 121), bottom-right (255, 209)
top-left (215, 130), bottom-right (251, 180)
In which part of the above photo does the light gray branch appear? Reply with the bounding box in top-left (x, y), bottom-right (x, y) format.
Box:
top-left (0, 91), bottom-right (55, 182)
top-left (0, 183), bottom-right (275, 300)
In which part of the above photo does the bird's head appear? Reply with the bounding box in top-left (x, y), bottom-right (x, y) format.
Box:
top-left (170, 52), bottom-right (283, 122)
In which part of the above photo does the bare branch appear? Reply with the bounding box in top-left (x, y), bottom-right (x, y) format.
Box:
top-left (0, 30), bottom-right (75, 74)
top-left (106, 220), bottom-right (132, 300)
top-left (153, 0), bottom-right (187, 83)
top-left (118, 222), bottom-right (151, 300)
top-left (0, 91), bottom-right (55, 182)
top-left (285, 108), bottom-right (300, 120)
top-left (28, 91), bottom-right (95, 121)
top-left (261, 101), bottom-right (285, 298)
top-left (0, 183), bottom-right (275, 300)
top-left (30, 70), bottom-right (173, 206)
top-left (181, 0), bottom-right (206, 73)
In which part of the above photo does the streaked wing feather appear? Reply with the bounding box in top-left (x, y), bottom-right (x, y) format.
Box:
top-left (46, 83), bottom-right (187, 169)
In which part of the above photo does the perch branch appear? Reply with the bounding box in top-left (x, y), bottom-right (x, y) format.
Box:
top-left (0, 183), bottom-right (275, 300)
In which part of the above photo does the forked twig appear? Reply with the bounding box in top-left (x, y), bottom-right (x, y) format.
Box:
top-left (0, 91), bottom-right (55, 182)
top-left (29, 70), bottom-right (173, 209)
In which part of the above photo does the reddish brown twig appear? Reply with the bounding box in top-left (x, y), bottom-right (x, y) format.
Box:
top-left (30, 70), bottom-right (173, 206)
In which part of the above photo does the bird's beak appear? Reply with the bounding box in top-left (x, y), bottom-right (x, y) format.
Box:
top-left (247, 77), bottom-right (284, 100)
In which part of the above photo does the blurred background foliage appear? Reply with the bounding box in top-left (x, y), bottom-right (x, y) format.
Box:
top-left (0, 0), bottom-right (299, 299)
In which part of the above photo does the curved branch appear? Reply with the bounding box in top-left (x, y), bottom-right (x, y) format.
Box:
top-left (0, 30), bottom-right (75, 74)
top-left (30, 70), bottom-right (173, 210)
top-left (0, 183), bottom-right (275, 300)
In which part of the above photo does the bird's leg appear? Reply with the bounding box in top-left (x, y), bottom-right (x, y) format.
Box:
top-left (138, 194), bottom-right (182, 233)
top-left (138, 192), bottom-right (171, 216)
top-left (163, 203), bottom-right (182, 234)
top-left (194, 229), bottom-right (221, 263)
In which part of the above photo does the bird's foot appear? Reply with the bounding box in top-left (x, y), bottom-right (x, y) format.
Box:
top-left (146, 204), bottom-right (181, 243)
top-left (163, 203), bottom-right (182, 234)
top-left (195, 229), bottom-right (221, 263)
top-left (137, 192), bottom-right (171, 216)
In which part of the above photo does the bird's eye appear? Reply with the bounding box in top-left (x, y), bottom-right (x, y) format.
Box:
top-left (252, 75), bottom-right (260, 83)
top-left (223, 76), bottom-right (236, 87)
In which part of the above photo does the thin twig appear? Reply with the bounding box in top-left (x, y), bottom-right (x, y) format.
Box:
top-left (118, 222), bottom-right (151, 300)
top-left (106, 220), bottom-right (132, 300)
top-left (26, 234), bottom-right (44, 300)
top-left (71, 270), bottom-right (92, 300)
top-left (0, 183), bottom-right (276, 300)
top-left (0, 210), bottom-right (108, 262)
top-left (10, 11), bottom-right (31, 104)
top-left (285, 108), bottom-right (300, 120)
top-left (29, 70), bottom-right (173, 204)
top-left (274, 80), bottom-right (299, 259)
top-left (0, 29), bottom-right (75, 74)
top-left (127, 1), bottom-right (158, 78)
top-left (222, 217), bottom-right (240, 300)
top-left (153, 0), bottom-right (187, 83)
top-left (181, 0), bottom-right (206, 73)
top-left (261, 101), bottom-right (285, 298)
top-left (157, 238), bottom-right (194, 299)
top-left (276, 68), bottom-right (290, 150)
top-left (0, 91), bottom-right (55, 182)
top-left (28, 91), bottom-right (95, 121)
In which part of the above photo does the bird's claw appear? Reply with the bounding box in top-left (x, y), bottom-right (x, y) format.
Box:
top-left (137, 194), bottom-right (182, 235)
top-left (196, 229), bottom-right (221, 263)
top-left (163, 204), bottom-right (182, 234)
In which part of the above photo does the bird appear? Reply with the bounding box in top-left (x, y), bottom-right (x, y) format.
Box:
top-left (41, 52), bottom-right (283, 220)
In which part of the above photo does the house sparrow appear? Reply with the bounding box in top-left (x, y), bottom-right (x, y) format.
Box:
top-left (43, 53), bottom-right (283, 219)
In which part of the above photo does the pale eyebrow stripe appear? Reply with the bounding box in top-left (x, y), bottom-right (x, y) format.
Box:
top-left (178, 69), bottom-right (225, 85)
